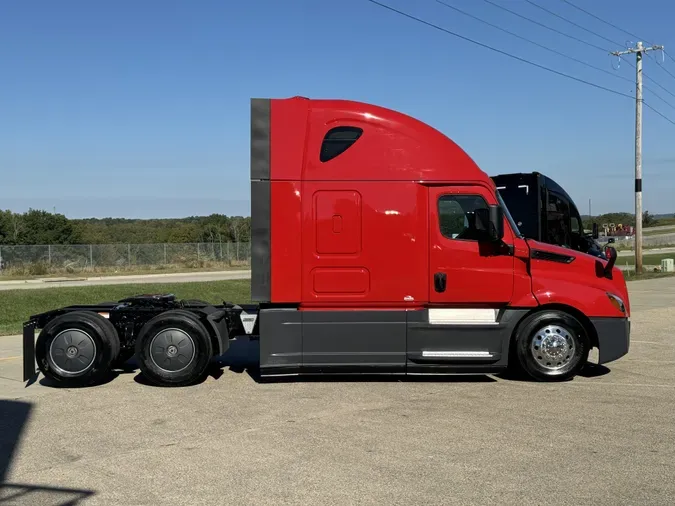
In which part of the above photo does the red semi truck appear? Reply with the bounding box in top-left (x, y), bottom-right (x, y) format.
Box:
top-left (22, 96), bottom-right (630, 387)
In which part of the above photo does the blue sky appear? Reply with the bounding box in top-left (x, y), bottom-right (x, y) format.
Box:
top-left (2, 0), bottom-right (674, 218)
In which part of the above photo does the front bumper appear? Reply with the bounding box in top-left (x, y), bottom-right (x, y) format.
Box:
top-left (590, 316), bottom-right (630, 365)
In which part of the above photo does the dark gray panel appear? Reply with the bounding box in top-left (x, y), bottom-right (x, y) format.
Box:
top-left (302, 311), bottom-right (406, 370)
top-left (250, 98), bottom-right (270, 181)
top-left (23, 321), bottom-right (36, 382)
top-left (592, 317), bottom-right (630, 365)
top-left (259, 308), bottom-right (302, 375)
top-left (406, 309), bottom-right (528, 373)
top-left (250, 180), bottom-right (271, 302)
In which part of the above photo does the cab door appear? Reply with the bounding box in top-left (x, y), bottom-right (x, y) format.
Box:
top-left (428, 185), bottom-right (514, 305)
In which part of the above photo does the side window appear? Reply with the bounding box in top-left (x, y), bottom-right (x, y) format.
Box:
top-left (320, 126), bottom-right (363, 163)
top-left (546, 192), bottom-right (571, 247)
top-left (571, 214), bottom-right (581, 234)
top-left (438, 195), bottom-right (491, 241)
top-left (540, 186), bottom-right (548, 241)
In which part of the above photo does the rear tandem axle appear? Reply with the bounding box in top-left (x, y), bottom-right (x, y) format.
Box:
top-left (23, 294), bottom-right (259, 387)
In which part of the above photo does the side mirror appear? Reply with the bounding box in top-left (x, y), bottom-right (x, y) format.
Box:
top-left (604, 246), bottom-right (617, 275)
top-left (592, 223), bottom-right (599, 240)
top-left (487, 205), bottom-right (504, 242)
top-left (595, 245), bottom-right (617, 279)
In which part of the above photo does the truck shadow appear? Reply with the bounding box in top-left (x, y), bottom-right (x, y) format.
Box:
top-left (495, 361), bottom-right (611, 382)
top-left (39, 371), bottom-right (121, 389)
top-left (0, 483), bottom-right (95, 505)
top-left (1, 399), bottom-right (96, 505)
top-left (128, 339), bottom-right (609, 386)
top-left (127, 339), bottom-right (498, 385)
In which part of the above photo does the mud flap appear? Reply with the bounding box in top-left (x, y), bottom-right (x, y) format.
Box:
top-left (23, 321), bottom-right (36, 382)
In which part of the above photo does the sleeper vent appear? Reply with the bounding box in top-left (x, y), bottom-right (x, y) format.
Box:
top-left (320, 126), bottom-right (363, 163)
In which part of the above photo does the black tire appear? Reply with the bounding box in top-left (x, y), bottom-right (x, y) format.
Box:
top-left (35, 311), bottom-right (120, 387)
top-left (135, 310), bottom-right (214, 387)
top-left (513, 310), bottom-right (590, 382)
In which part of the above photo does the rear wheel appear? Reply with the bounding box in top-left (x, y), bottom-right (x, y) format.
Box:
top-left (514, 310), bottom-right (590, 382)
top-left (135, 310), bottom-right (213, 387)
top-left (35, 311), bottom-right (120, 387)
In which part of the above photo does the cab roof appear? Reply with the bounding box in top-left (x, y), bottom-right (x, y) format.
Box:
top-left (251, 96), bottom-right (492, 186)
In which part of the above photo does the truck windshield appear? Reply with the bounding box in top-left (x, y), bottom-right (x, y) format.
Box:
top-left (496, 191), bottom-right (523, 239)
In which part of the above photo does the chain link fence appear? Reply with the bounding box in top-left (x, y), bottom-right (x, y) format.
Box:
top-left (0, 242), bottom-right (251, 276)
top-left (597, 234), bottom-right (675, 249)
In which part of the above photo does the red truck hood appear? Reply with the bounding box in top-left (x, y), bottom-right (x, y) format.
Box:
top-left (525, 239), bottom-right (630, 317)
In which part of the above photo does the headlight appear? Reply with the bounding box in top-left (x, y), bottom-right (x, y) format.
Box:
top-left (606, 292), bottom-right (626, 313)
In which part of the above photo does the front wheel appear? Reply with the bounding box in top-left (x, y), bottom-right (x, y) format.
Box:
top-left (513, 310), bottom-right (590, 382)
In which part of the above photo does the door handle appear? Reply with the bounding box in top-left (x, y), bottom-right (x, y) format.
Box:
top-left (434, 272), bottom-right (447, 293)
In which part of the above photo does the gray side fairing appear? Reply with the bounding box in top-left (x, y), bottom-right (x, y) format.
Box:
top-left (258, 308), bottom-right (529, 377)
top-left (250, 98), bottom-right (270, 181)
top-left (250, 181), bottom-right (270, 302)
top-left (258, 308), bottom-right (303, 375)
top-left (406, 309), bottom-right (528, 374)
top-left (250, 98), bottom-right (271, 303)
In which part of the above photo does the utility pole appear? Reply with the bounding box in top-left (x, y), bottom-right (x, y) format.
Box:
top-left (611, 41), bottom-right (664, 274)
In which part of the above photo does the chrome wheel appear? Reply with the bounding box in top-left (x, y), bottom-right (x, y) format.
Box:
top-left (530, 324), bottom-right (576, 371)
top-left (49, 329), bottom-right (97, 377)
top-left (149, 328), bottom-right (196, 373)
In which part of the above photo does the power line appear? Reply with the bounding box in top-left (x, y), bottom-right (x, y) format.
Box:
top-left (363, 0), bottom-right (634, 99)
top-left (558, 0), bottom-right (650, 45)
top-left (478, 0), bottom-right (609, 53)
top-left (362, 0), bottom-right (675, 126)
top-left (524, 0), bottom-right (623, 48)
top-left (648, 54), bottom-right (675, 82)
top-left (435, 0), bottom-right (633, 85)
top-left (644, 101), bottom-right (675, 126)
top-left (621, 57), bottom-right (675, 100)
top-left (480, 0), bottom-right (675, 97)
top-left (643, 85), bottom-right (675, 112)
top-left (469, 0), bottom-right (675, 110)
top-left (556, 0), bottom-right (675, 82)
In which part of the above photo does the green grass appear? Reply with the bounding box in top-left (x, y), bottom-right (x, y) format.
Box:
top-left (643, 226), bottom-right (675, 236)
top-left (3, 268), bottom-right (675, 337)
top-left (0, 279), bottom-right (251, 336)
top-left (616, 253), bottom-right (675, 267)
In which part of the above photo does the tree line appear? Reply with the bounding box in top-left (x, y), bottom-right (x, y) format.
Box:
top-left (0, 209), bottom-right (251, 245)
top-left (1, 208), bottom-right (672, 246)
top-left (582, 211), bottom-right (672, 230)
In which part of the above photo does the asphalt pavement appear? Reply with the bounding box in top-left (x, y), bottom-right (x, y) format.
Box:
top-left (1, 277), bottom-right (674, 505)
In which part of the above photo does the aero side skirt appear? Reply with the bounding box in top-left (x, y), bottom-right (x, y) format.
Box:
top-left (258, 308), bottom-right (529, 376)
top-left (250, 98), bottom-right (271, 302)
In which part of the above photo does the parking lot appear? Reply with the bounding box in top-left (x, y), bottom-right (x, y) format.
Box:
top-left (2, 277), bottom-right (675, 506)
